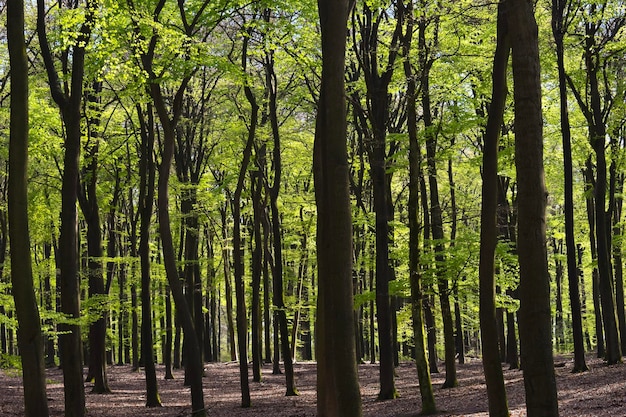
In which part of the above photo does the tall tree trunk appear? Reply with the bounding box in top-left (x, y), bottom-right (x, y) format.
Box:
top-left (478, 2), bottom-right (510, 413)
top-left (551, 0), bottom-right (588, 371)
top-left (263, 35), bottom-right (297, 394)
top-left (610, 170), bottom-right (626, 353)
top-left (583, 161), bottom-right (605, 358)
top-left (552, 239), bottom-right (565, 350)
top-left (508, 1), bottom-right (559, 414)
top-left (7, 1), bottom-right (50, 413)
top-left (219, 206), bottom-right (237, 362)
top-left (419, 9), bottom-right (457, 388)
top-left (231, 39), bottom-right (258, 403)
top-left (37, 0), bottom-right (96, 414)
top-left (566, 14), bottom-right (622, 365)
top-left (401, 2), bottom-right (436, 412)
top-left (79, 81), bottom-right (111, 394)
top-left (251, 171), bottom-right (264, 382)
top-left (352, 1), bottom-right (404, 399)
top-left (314, 0), bottom-right (363, 414)
top-left (420, 176), bottom-right (438, 374)
top-left (137, 104), bottom-right (161, 406)
top-left (43, 243), bottom-right (56, 366)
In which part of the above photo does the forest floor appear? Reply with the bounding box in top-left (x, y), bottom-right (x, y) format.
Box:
top-left (0, 353), bottom-right (624, 416)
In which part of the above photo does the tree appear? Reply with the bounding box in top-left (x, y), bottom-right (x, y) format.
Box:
top-left (417, 0), bottom-right (457, 388)
top-left (314, 0), bottom-right (363, 415)
top-left (400, 0), bottom-right (436, 412)
top-left (78, 81), bottom-right (111, 394)
top-left (37, 0), bottom-right (97, 414)
top-left (7, 0), bottom-right (50, 414)
top-left (566, 3), bottom-right (624, 365)
top-left (551, 0), bottom-right (588, 372)
top-left (478, 1), bottom-right (510, 415)
top-left (508, 0), bottom-right (559, 415)
top-left (126, 1), bottom-right (211, 414)
top-left (136, 103), bottom-right (161, 406)
top-left (350, 0), bottom-right (404, 399)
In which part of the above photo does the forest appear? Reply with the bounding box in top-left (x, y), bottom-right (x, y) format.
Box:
top-left (1, 0), bottom-right (625, 416)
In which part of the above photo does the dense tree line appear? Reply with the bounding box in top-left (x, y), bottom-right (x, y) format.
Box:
top-left (1, 0), bottom-right (625, 416)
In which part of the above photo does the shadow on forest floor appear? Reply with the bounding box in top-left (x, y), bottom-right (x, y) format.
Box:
top-left (0, 353), bottom-right (623, 416)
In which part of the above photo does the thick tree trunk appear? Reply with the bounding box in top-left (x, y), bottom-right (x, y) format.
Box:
top-left (7, 2), bottom-right (50, 413)
top-left (478, 2), bottom-right (510, 414)
top-left (314, 1), bottom-right (363, 414)
top-left (508, 1), bottom-right (559, 414)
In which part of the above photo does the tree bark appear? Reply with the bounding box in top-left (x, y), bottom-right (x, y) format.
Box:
top-left (479, 2), bottom-right (510, 414)
top-left (401, 1), bottom-right (436, 412)
top-left (315, 0), bottom-right (363, 415)
top-left (137, 104), bottom-right (161, 406)
top-left (7, 1), bottom-right (50, 413)
top-left (418, 7), bottom-right (457, 388)
top-left (508, 1), bottom-right (559, 414)
top-left (552, 0), bottom-right (589, 365)
top-left (37, 0), bottom-right (96, 414)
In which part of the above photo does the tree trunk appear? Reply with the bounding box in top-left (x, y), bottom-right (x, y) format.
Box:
top-left (79, 81), bottom-right (111, 394)
top-left (263, 40), bottom-right (298, 394)
top-left (7, 1), bottom-right (50, 412)
top-left (220, 206), bottom-right (238, 362)
top-left (401, 3), bottom-right (436, 412)
top-left (419, 12), bottom-right (457, 388)
top-left (420, 176), bottom-right (439, 374)
top-left (478, 2), bottom-right (510, 412)
top-left (37, 0), bottom-right (95, 413)
top-left (583, 161), bottom-right (605, 358)
top-left (508, 1), bottom-right (559, 414)
top-left (479, 3), bottom-right (512, 410)
top-left (231, 46), bottom-right (257, 403)
top-left (314, 0), bottom-right (363, 414)
top-left (251, 171), bottom-right (264, 382)
top-left (137, 104), bottom-right (161, 406)
top-left (551, 0), bottom-right (588, 371)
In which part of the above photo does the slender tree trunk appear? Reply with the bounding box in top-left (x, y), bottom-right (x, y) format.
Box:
top-left (610, 172), bottom-right (626, 353)
top-left (79, 82), bottom-right (111, 394)
top-left (8, 2), bottom-right (50, 412)
top-left (552, 239), bottom-right (565, 350)
top-left (231, 46), bottom-right (258, 403)
top-left (508, 1), bottom-right (559, 414)
top-left (479, 2), bottom-right (510, 412)
top-left (262, 35), bottom-right (298, 394)
top-left (251, 172), bottom-right (264, 382)
top-left (220, 207), bottom-right (237, 362)
top-left (551, 0), bottom-right (588, 371)
top-left (315, 0), bottom-right (363, 414)
top-left (43, 243), bottom-right (56, 366)
top-left (164, 286), bottom-right (174, 379)
top-left (583, 162), bottom-right (605, 358)
top-left (401, 3), bottom-right (436, 412)
top-left (420, 177), bottom-right (438, 374)
top-left (506, 289), bottom-right (519, 370)
top-left (419, 12), bottom-right (457, 388)
top-left (137, 105), bottom-right (161, 406)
